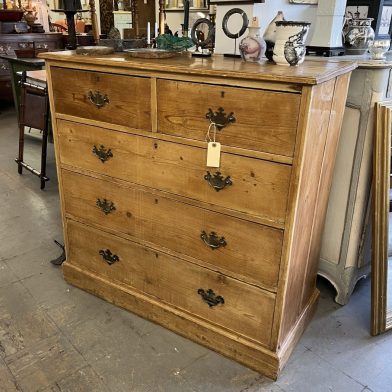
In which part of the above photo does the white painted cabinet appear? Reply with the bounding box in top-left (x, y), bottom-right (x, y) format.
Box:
top-left (319, 57), bottom-right (392, 304)
top-left (113, 11), bottom-right (132, 39)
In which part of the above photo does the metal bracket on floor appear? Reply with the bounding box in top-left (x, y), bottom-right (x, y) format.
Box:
top-left (50, 239), bottom-right (66, 266)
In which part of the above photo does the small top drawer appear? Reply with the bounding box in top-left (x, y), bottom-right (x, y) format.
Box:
top-left (51, 67), bottom-right (151, 131)
top-left (157, 80), bottom-right (301, 157)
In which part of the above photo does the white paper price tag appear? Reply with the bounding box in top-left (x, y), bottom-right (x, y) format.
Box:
top-left (206, 142), bottom-right (221, 167)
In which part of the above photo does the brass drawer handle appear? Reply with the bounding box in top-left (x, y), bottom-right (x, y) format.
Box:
top-left (96, 198), bottom-right (116, 215)
top-left (99, 249), bottom-right (119, 265)
top-left (92, 145), bottom-right (113, 163)
top-left (88, 90), bottom-right (109, 109)
top-left (197, 288), bottom-right (224, 307)
top-left (200, 231), bottom-right (226, 250)
top-left (204, 171), bottom-right (232, 192)
top-left (206, 107), bottom-right (235, 130)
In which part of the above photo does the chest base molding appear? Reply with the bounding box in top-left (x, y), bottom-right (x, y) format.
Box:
top-left (63, 261), bottom-right (319, 380)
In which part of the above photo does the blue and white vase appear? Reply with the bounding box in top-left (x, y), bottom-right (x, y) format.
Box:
top-left (273, 21), bottom-right (310, 66)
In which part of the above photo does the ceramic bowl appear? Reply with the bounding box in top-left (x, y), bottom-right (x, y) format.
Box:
top-left (368, 39), bottom-right (391, 59)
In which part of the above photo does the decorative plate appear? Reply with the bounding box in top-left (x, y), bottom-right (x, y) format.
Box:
top-left (124, 49), bottom-right (182, 59)
top-left (75, 46), bottom-right (115, 55)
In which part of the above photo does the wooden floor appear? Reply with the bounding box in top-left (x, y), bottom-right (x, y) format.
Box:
top-left (0, 105), bottom-right (391, 392)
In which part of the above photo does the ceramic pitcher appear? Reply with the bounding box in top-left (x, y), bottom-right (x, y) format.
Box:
top-left (273, 21), bottom-right (310, 66)
top-left (343, 18), bottom-right (375, 55)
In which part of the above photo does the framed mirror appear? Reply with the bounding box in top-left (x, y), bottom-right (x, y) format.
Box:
top-left (372, 100), bottom-right (392, 335)
top-left (165, 0), bottom-right (208, 12)
top-left (190, 17), bottom-right (214, 55)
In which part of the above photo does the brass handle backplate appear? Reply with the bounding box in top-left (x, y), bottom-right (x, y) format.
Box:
top-left (96, 198), bottom-right (116, 215)
top-left (88, 90), bottom-right (109, 109)
top-left (200, 231), bottom-right (226, 250)
top-left (204, 171), bottom-right (232, 192)
top-left (197, 288), bottom-right (224, 307)
top-left (99, 249), bottom-right (119, 265)
top-left (206, 107), bottom-right (235, 130)
top-left (92, 145), bottom-right (113, 163)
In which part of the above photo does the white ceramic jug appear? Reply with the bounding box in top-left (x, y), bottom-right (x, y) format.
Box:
top-left (273, 21), bottom-right (310, 66)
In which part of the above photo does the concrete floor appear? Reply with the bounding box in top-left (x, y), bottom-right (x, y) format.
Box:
top-left (0, 105), bottom-right (392, 392)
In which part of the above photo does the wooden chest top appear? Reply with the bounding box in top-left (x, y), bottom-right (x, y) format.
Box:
top-left (40, 51), bottom-right (356, 86)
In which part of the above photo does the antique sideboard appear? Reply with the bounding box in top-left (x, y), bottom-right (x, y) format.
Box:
top-left (0, 32), bottom-right (63, 102)
top-left (41, 51), bottom-right (355, 378)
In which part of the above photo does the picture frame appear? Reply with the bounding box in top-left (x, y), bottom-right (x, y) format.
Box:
top-left (208, 0), bottom-right (263, 4)
top-left (289, 0), bottom-right (318, 4)
top-left (164, 0), bottom-right (209, 12)
top-left (346, 0), bottom-right (392, 39)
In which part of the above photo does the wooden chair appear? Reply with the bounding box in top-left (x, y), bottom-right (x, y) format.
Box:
top-left (16, 71), bottom-right (50, 189)
top-left (51, 18), bottom-right (86, 33)
top-left (50, 22), bottom-right (68, 33)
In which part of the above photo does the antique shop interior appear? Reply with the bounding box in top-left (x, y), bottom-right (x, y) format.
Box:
top-left (1, 0), bottom-right (392, 390)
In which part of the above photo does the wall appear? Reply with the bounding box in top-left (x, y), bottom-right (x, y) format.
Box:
top-left (64, 0), bottom-right (317, 39)
top-left (163, 0), bottom-right (318, 52)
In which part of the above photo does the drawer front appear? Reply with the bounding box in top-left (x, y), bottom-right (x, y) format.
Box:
top-left (62, 170), bottom-right (284, 290)
top-left (57, 119), bottom-right (291, 225)
top-left (66, 220), bottom-right (275, 346)
top-left (157, 80), bottom-right (301, 157)
top-left (51, 67), bottom-right (151, 131)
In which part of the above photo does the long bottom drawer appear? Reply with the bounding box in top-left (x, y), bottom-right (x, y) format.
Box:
top-left (65, 220), bottom-right (275, 347)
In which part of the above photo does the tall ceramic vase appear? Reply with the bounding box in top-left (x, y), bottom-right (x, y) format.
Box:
top-left (239, 26), bottom-right (266, 62)
top-left (273, 21), bottom-right (310, 66)
top-left (343, 18), bottom-right (375, 55)
top-left (263, 11), bottom-right (285, 61)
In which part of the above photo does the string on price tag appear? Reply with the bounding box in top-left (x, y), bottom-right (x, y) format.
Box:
top-left (205, 122), bottom-right (221, 168)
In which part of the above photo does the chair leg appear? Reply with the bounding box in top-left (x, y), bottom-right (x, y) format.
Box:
top-left (40, 124), bottom-right (49, 190)
top-left (17, 124), bottom-right (25, 175)
top-left (17, 72), bottom-right (26, 175)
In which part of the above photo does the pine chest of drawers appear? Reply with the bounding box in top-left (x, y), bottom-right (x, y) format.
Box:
top-left (41, 51), bottom-right (355, 379)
